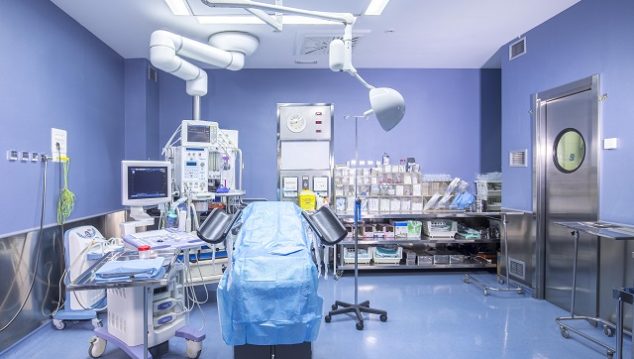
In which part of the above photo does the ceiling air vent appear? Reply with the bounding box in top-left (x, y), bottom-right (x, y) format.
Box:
top-left (298, 35), bottom-right (362, 56)
top-left (509, 150), bottom-right (528, 167)
top-left (509, 37), bottom-right (526, 61)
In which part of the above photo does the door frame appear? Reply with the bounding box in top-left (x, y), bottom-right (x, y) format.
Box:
top-left (531, 75), bottom-right (601, 299)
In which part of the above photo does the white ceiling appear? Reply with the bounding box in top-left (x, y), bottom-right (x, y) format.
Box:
top-left (50, 0), bottom-right (580, 69)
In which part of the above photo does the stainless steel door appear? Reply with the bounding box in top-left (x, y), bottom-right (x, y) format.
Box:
top-left (544, 89), bottom-right (599, 314)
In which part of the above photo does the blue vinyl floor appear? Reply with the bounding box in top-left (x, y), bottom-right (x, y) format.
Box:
top-left (3, 272), bottom-right (627, 358)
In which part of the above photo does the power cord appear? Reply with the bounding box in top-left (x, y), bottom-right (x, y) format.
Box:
top-left (0, 156), bottom-right (49, 332)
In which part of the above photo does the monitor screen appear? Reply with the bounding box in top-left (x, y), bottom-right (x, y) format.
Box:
top-left (127, 166), bottom-right (169, 200)
top-left (187, 125), bottom-right (211, 144)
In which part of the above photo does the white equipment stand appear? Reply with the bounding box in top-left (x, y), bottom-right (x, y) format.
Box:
top-left (69, 250), bottom-right (205, 359)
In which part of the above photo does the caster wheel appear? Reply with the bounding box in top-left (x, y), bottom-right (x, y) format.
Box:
top-left (91, 318), bottom-right (102, 329)
top-left (603, 325), bottom-right (615, 337)
top-left (607, 351), bottom-right (614, 359)
top-left (88, 337), bottom-right (107, 358)
top-left (52, 319), bottom-right (65, 330)
top-left (356, 322), bottom-right (364, 331)
top-left (483, 289), bottom-right (489, 296)
top-left (331, 304), bottom-right (338, 311)
top-left (380, 314), bottom-right (388, 322)
top-left (324, 315), bottom-right (331, 323)
top-left (560, 327), bottom-right (570, 339)
top-left (186, 340), bottom-right (202, 359)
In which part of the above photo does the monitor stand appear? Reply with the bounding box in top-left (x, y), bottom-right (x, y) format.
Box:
top-left (120, 207), bottom-right (155, 237)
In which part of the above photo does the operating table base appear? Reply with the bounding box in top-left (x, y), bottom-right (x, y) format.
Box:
top-left (325, 300), bottom-right (387, 331)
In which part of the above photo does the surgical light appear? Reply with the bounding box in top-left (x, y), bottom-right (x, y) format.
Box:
top-left (197, 15), bottom-right (338, 25)
top-left (164, 0), bottom-right (192, 15)
top-left (364, 0), bottom-right (391, 16)
top-left (367, 87), bottom-right (405, 132)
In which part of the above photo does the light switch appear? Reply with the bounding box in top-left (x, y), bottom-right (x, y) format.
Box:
top-left (603, 138), bottom-right (618, 150)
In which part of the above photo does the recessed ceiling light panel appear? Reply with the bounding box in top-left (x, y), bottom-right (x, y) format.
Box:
top-left (364, 0), bottom-right (391, 16)
top-left (197, 15), bottom-right (338, 25)
top-left (164, 0), bottom-right (192, 16)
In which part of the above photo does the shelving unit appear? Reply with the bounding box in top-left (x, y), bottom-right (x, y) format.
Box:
top-left (333, 211), bottom-right (511, 273)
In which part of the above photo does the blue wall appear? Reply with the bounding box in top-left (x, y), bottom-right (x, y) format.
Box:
top-left (159, 69), bottom-right (501, 200)
top-left (0, 0), bottom-right (125, 236)
top-left (124, 59), bottom-right (160, 160)
top-left (500, 0), bottom-right (634, 224)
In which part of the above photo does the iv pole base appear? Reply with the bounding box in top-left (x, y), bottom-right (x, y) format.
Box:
top-left (324, 300), bottom-right (387, 331)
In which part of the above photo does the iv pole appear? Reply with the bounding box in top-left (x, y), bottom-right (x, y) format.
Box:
top-left (324, 115), bottom-right (387, 330)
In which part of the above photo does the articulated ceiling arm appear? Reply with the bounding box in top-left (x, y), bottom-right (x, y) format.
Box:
top-left (150, 30), bottom-right (258, 96)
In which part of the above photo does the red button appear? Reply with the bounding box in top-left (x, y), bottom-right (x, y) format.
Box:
top-left (138, 245), bottom-right (151, 251)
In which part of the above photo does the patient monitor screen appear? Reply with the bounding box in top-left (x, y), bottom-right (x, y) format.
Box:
top-left (127, 166), bottom-right (169, 200)
top-left (187, 125), bottom-right (211, 144)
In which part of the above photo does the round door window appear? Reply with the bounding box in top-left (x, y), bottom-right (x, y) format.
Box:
top-left (553, 128), bottom-right (586, 173)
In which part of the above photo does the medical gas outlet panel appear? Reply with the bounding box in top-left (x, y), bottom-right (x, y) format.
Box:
top-left (277, 103), bottom-right (334, 202)
top-left (173, 147), bottom-right (209, 195)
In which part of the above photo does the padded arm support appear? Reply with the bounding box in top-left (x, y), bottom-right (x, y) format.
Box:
top-left (302, 206), bottom-right (347, 245)
top-left (197, 209), bottom-right (243, 244)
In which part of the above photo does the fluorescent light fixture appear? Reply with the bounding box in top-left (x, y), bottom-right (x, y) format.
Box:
top-left (164, 0), bottom-right (192, 16)
top-left (364, 0), bottom-right (391, 16)
top-left (197, 15), bottom-right (337, 25)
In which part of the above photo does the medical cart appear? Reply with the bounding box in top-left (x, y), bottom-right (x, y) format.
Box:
top-left (69, 249), bottom-right (205, 359)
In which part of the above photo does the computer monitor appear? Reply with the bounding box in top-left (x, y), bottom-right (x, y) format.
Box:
top-left (181, 120), bottom-right (219, 147)
top-left (121, 161), bottom-right (172, 207)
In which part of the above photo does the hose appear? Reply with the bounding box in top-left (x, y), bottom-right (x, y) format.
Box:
top-left (0, 158), bottom-right (48, 332)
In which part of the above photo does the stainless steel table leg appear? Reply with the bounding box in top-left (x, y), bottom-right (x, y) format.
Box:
top-left (143, 286), bottom-right (149, 359)
top-left (616, 296), bottom-right (623, 359)
top-left (464, 213), bottom-right (523, 295)
top-left (570, 230), bottom-right (579, 317)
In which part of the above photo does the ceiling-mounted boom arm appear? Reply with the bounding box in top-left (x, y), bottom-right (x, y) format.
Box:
top-left (201, 0), bottom-right (356, 25)
top-left (200, 0), bottom-right (405, 131)
top-left (150, 30), bottom-right (258, 96)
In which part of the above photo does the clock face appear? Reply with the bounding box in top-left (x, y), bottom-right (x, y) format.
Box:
top-left (286, 114), bottom-right (307, 133)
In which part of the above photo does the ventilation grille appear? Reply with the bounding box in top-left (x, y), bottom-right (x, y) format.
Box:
top-left (509, 150), bottom-right (528, 167)
top-left (509, 258), bottom-right (526, 280)
top-left (298, 35), bottom-right (362, 56)
top-left (509, 37), bottom-right (526, 60)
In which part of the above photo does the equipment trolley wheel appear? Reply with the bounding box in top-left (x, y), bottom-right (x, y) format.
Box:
top-left (186, 340), bottom-right (202, 359)
top-left (603, 325), bottom-right (615, 337)
top-left (380, 314), bottom-right (388, 322)
top-left (52, 319), bottom-right (65, 330)
top-left (324, 315), bottom-right (332, 323)
top-left (88, 336), bottom-right (107, 358)
top-left (607, 351), bottom-right (614, 359)
top-left (559, 326), bottom-right (571, 339)
top-left (331, 304), bottom-right (338, 311)
top-left (356, 322), bottom-right (364, 331)
top-left (91, 318), bottom-right (102, 329)
top-left (483, 289), bottom-right (489, 296)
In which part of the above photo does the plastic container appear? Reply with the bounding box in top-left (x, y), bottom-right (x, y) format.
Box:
top-left (138, 245), bottom-right (152, 259)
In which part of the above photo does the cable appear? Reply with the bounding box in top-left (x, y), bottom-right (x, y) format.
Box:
top-left (0, 158), bottom-right (48, 332)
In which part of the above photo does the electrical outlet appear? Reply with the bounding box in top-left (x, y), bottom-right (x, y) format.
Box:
top-left (7, 150), bottom-right (18, 161)
top-left (20, 151), bottom-right (29, 162)
top-left (51, 128), bottom-right (68, 162)
top-left (31, 152), bottom-right (39, 162)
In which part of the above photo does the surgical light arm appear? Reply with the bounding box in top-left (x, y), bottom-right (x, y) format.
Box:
top-left (201, 0), bottom-right (406, 131)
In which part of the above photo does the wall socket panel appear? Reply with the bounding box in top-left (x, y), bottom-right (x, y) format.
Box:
top-left (6, 150), bottom-right (40, 163)
top-left (51, 128), bottom-right (67, 162)
top-left (7, 150), bottom-right (18, 161)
